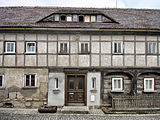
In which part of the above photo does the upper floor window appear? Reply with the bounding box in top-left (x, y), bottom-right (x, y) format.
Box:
top-left (0, 74), bottom-right (5, 88)
top-left (58, 42), bottom-right (69, 54)
top-left (112, 78), bottom-right (123, 91)
top-left (67, 16), bottom-right (72, 22)
top-left (54, 15), bottom-right (59, 21)
top-left (79, 42), bottom-right (89, 53)
top-left (144, 78), bottom-right (154, 92)
top-left (5, 42), bottom-right (15, 53)
top-left (84, 16), bottom-right (90, 22)
top-left (147, 42), bottom-right (157, 54)
top-left (79, 16), bottom-right (84, 22)
top-left (91, 16), bottom-right (96, 22)
top-left (61, 15), bottom-right (66, 22)
top-left (73, 15), bottom-right (78, 22)
top-left (97, 15), bottom-right (102, 22)
top-left (113, 42), bottom-right (123, 54)
top-left (23, 74), bottom-right (37, 88)
top-left (26, 42), bottom-right (36, 53)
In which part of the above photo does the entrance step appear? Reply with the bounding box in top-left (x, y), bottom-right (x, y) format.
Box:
top-left (61, 106), bottom-right (89, 114)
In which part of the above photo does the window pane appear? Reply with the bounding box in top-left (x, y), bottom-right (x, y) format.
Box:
top-left (84, 16), bottom-right (90, 22)
top-left (73, 15), bottom-right (78, 22)
top-left (97, 15), bottom-right (102, 22)
top-left (7, 43), bottom-right (10, 52)
top-left (61, 15), bottom-right (66, 21)
top-left (153, 43), bottom-right (157, 53)
top-left (78, 76), bottom-right (84, 89)
top-left (91, 16), bottom-right (96, 22)
top-left (26, 75), bottom-right (30, 86)
top-left (68, 76), bottom-right (74, 90)
top-left (114, 43), bottom-right (117, 53)
top-left (79, 16), bottom-right (84, 22)
top-left (81, 43), bottom-right (84, 53)
top-left (85, 43), bottom-right (88, 52)
top-left (118, 43), bottom-right (121, 53)
top-left (11, 43), bottom-right (14, 51)
top-left (64, 43), bottom-right (67, 53)
top-left (149, 80), bottom-right (152, 89)
top-left (55, 15), bottom-right (59, 21)
top-left (148, 43), bottom-right (152, 53)
top-left (0, 76), bottom-right (2, 86)
top-left (146, 80), bottom-right (149, 89)
top-left (60, 43), bottom-right (63, 52)
top-left (27, 43), bottom-right (35, 52)
top-left (114, 80), bottom-right (117, 89)
top-left (118, 80), bottom-right (121, 89)
top-left (31, 75), bottom-right (35, 86)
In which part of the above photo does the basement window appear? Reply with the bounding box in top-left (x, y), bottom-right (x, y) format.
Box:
top-left (26, 42), bottom-right (36, 53)
top-left (144, 78), bottom-right (155, 92)
top-left (112, 78), bottom-right (123, 91)
top-left (5, 42), bottom-right (15, 53)
top-left (0, 75), bottom-right (5, 88)
top-left (23, 74), bottom-right (37, 88)
top-left (79, 16), bottom-right (84, 22)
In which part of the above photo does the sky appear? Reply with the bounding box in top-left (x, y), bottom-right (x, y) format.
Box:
top-left (0, 0), bottom-right (160, 9)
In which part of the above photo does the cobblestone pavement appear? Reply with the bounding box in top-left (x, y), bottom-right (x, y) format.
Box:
top-left (1, 108), bottom-right (160, 120)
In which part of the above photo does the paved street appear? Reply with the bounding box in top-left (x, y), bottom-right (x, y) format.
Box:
top-left (1, 108), bottom-right (160, 120)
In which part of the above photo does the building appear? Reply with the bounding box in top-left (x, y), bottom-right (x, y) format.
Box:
top-left (0, 7), bottom-right (160, 109)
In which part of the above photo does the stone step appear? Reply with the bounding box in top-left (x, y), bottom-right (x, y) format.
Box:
top-left (61, 106), bottom-right (89, 114)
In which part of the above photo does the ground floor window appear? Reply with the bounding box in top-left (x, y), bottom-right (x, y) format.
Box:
top-left (112, 78), bottom-right (123, 91)
top-left (144, 78), bottom-right (154, 92)
top-left (23, 74), bottom-right (37, 88)
top-left (0, 75), bottom-right (5, 88)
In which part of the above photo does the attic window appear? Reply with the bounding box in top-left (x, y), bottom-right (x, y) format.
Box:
top-left (79, 16), bottom-right (84, 22)
top-left (73, 15), bottom-right (78, 22)
top-left (54, 15), bottom-right (59, 21)
top-left (97, 15), bottom-right (102, 22)
top-left (61, 15), bottom-right (66, 21)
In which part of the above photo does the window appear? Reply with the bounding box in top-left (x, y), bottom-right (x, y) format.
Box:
top-left (23, 74), bottom-right (37, 88)
top-left (147, 42), bottom-right (157, 54)
top-left (58, 42), bottom-right (69, 54)
top-left (67, 16), bottom-right (72, 22)
top-left (144, 78), bottom-right (154, 92)
top-left (0, 75), bottom-right (5, 88)
top-left (97, 15), bottom-right (102, 22)
top-left (92, 77), bottom-right (96, 89)
top-left (54, 15), bottom-right (59, 21)
top-left (26, 42), bottom-right (36, 53)
top-left (84, 16), bottom-right (90, 22)
top-left (112, 78), bottom-right (123, 91)
top-left (91, 16), bottom-right (96, 22)
top-left (61, 15), bottom-right (66, 21)
top-left (79, 42), bottom-right (89, 53)
top-left (5, 42), bottom-right (15, 53)
top-left (79, 16), bottom-right (84, 22)
top-left (113, 42), bottom-right (123, 54)
top-left (73, 15), bottom-right (78, 22)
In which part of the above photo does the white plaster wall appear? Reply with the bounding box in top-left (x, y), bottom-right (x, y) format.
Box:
top-left (48, 73), bottom-right (65, 106)
top-left (87, 72), bottom-right (101, 106)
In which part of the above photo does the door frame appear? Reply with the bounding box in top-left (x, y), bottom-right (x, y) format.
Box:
top-left (65, 73), bottom-right (87, 106)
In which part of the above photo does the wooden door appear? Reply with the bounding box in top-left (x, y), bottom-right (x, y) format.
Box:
top-left (66, 74), bottom-right (86, 105)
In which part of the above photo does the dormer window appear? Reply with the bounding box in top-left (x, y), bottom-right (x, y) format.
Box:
top-left (97, 15), bottom-right (102, 22)
top-left (84, 16), bottom-right (90, 22)
top-left (73, 15), bottom-right (78, 22)
top-left (91, 16), bottom-right (96, 22)
top-left (61, 15), bottom-right (66, 22)
top-left (79, 16), bottom-right (84, 22)
top-left (54, 15), bottom-right (59, 21)
top-left (67, 16), bottom-right (72, 22)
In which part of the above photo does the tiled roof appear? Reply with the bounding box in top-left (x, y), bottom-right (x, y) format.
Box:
top-left (0, 7), bottom-right (160, 30)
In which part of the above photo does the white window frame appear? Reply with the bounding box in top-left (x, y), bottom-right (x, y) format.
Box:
top-left (5, 42), bottom-right (15, 53)
top-left (84, 16), bottom-right (90, 22)
top-left (112, 78), bottom-right (123, 91)
top-left (144, 78), bottom-right (155, 92)
top-left (26, 42), bottom-right (36, 53)
top-left (67, 16), bottom-right (72, 22)
top-left (23, 73), bottom-right (37, 88)
top-left (0, 74), bottom-right (5, 88)
top-left (79, 42), bottom-right (90, 53)
top-left (91, 16), bottom-right (96, 22)
top-left (113, 41), bottom-right (123, 54)
top-left (147, 42), bottom-right (157, 54)
top-left (97, 15), bottom-right (102, 22)
top-left (54, 15), bottom-right (59, 21)
top-left (58, 42), bottom-right (69, 54)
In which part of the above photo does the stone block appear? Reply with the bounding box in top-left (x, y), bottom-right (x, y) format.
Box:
top-left (48, 42), bottom-right (57, 53)
top-left (147, 36), bottom-right (157, 41)
top-left (38, 55), bottom-right (47, 66)
top-left (124, 35), bottom-right (134, 41)
top-left (4, 55), bottom-right (15, 66)
top-left (58, 55), bottom-right (69, 66)
top-left (40, 82), bottom-right (48, 94)
top-left (136, 55), bottom-right (145, 66)
top-left (48, 34), bottom-right (57, 41)
top-left (101, 42), bottom-right (111, 53)
top-left (9, 92), bottom-right (17, 99)
top-left (70, 55), bottom-right (78, 66)
top-left (37, 34), bottom-right (47, 41)
top-left (38, 42), bottom-right (47, 53)
top-left (113, 55), bottom-right (123, 66)
top-left (25, 34), bottom-right (36, 41)
top-left (136, 36), bottom-right (145, 41)
top-left (5, 34), bottom-right (16, 40)
top-left (25, 98), bottom-right (32, 101)
top-left (91, 35), bottom-right (99, 41)
top-left (17, 92), bottom-right (24, 99)
top-left (101, 35), bottom-right (111, 41)
top-left (136, 42), bottom-right (145, 54)
top-left (33, 102), bottom-right (42, 108)
top-left (17, 42), bottom-right (24, 53)
top-left (17, 55), bottom-right (24, 66)
top-left (124, 42), bottom-right (134, 54)
top-left (25, 102), bottom-right (31, 107)
top-left (58, 34), bottom-right (69, 40)
top-left (124, 55), bottom-right (134, 66)
top-left (112, 35), bottom-right (123, 40)
top-left (101, 55), bottom-right (111, 66)
top-left (48, 55), bottom-right (56, 66)
top-left (79, 55), bottom-right (90, 67)
top-left (70, 42), bottom-right (78, 53)
top-left (17, 34), bottom-right (24, 41)
top-left (0, 42), bottom-right (3, 53)
top-left (91, 55), bottom-right (99, 66)
top-left (147, 56), bottom-right (157, 66)
top-left (25, 55), bottom-right (36, 66)
top-left (0, 103), bottom-right (3, 107)
top-left (91, 42), bottom-right (99, 53)
top-left (79, 35), bottom-right (90, 41)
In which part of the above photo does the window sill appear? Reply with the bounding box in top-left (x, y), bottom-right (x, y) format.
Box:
top-left (143, 90), bottom-right (157, 93)
top-left (4, 52), bottom-right (16, 55)
top-left (22, 87), bottom-right (37, 89)
top-left (90, 89), bottom-right (97, 93)
top-left (110, 90), bottom-right (124, 93)
top-left (53, 89), bottom-right (60, 94)
top-left (58, 53), bottom-right (69, 55)
top-left (0, 87), bottom-right (5, 90)
top-left (25, 52), bottom-right (36, 55)
top-left (78, 52), bottom-right (90, 55)
top-left (112, 53), bottom-right (123, 55)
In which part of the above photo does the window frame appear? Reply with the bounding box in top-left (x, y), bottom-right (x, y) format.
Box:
top-left (112, 41), bottom-right (123, 54)
top-left (112, 77), bottom-right (123, 91)
top-left (26, 42), bottom-right (36, 54)
top-left (5, 41), bottom-right (16, 53)
top-left (84, 15), bottom-right (90, 22)
top-left (23, 73), bottom-right (37, 88)
top-left (91, 16), bottom-right (96, 22)
top-left (54, 15), bottom-right (59, 21)
top-left (147, 42), bottom-right (157, 54)
top-left (144, 78), bottom-right (155, 92)
top-left (97, 15), bottom-right (102, 22)
top-left (79, 42), bottom-right (90, 54)
top-left (58, 42), bottom-right (69, 54)
top-left (0, 74), bottom-right (5, 89)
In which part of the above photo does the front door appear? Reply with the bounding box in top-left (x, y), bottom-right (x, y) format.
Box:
top-left (66, 74), bottom-right (86, 106)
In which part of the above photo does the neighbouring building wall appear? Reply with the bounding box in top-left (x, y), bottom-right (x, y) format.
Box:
top-left (0, 68), bottom-right (48, 108)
